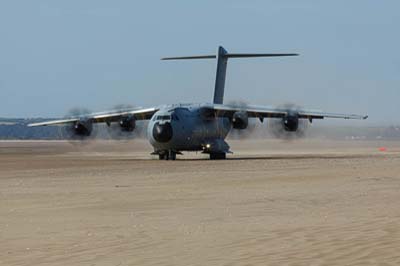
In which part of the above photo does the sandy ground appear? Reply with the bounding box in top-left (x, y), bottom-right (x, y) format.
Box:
top-left (1, 139), bottom-right (400, 266)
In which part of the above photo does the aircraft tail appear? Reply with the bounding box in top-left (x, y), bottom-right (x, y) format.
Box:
top-left (162, 46), bottom-right (298, 104)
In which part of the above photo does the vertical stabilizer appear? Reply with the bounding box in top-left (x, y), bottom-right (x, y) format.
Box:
top-left (213, 46), bottom-right (228, 104)
top-left (161, 46), bottom-right (298, 105)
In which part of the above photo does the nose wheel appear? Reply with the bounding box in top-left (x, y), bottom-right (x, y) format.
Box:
top-left (158, 150), bottom-right (177, 160)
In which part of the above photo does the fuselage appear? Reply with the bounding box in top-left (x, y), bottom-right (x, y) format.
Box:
top-left (147, 104), bottom-right (232, 153)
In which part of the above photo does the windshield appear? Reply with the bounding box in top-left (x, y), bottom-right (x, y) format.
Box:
top-left (156, 115), bottom-right (171, 121)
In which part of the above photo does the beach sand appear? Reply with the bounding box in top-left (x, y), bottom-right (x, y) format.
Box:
top-left (1, 139), bottom-right (400, 265)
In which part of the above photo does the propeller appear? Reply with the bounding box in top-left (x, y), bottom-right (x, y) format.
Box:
top-left (105, 104), bottom-right (146, 140)
top-left (58, 107), bottom-right (98, 144)
top-left (226, 100), bottom-right (257, 139)
top-left (268, 103), bottom-right (309, 140)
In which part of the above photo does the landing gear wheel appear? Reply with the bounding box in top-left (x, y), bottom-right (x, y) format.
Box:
top-left (168, 150), bottom-right (176, 161)
top-left (209, 153), bottom-right (226, 160)
top-left (158, 150), bottom-right (176, 160)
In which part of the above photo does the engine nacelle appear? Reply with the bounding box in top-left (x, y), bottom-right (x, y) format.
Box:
top-left (232, 111), bottom-right (248, 129)
top-left (73, 120), bottom-right (93, 136)
top-left (283, 112), bottom-right (299, 132)
top-left (119, 115), bottom-right (136, 132)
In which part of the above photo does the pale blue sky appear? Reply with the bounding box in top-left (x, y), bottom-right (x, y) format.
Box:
top-left (0, 1), bottom-right (399, 124)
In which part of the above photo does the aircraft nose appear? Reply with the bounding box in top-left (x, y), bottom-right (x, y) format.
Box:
top-left (152, 122), bottom-right (173, 143)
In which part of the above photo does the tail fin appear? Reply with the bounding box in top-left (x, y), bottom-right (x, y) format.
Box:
top-left (162, 46), bottom-right (298, 104)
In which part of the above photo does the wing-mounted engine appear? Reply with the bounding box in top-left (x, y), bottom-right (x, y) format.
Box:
top-left (72, 120), bottom-right (93, 136)
top-left (232, 111), bottom-right (248, 129)
top-left (61, 119), bottom-right (95, 141)
top-left (282, 111), bottom-right (299, 132)
top-left (106, 115), bottom-right (137, 139)
top-left (269, 104), bottom-right (307, 139)
top-left (58, 108), bottom-right (94, 138)
top-left (119, 115), bottom-right (136, 132)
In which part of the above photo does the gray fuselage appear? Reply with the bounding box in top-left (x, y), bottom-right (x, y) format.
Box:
top-left (147, 104), bottom-right (232, 153)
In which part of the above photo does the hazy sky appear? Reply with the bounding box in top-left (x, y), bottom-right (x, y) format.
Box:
top-left (0, 1), bottom-right (399, 125)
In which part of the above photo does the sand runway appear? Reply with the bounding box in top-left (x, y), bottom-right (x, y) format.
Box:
top-left (1, 139), bottom-right (400, 265)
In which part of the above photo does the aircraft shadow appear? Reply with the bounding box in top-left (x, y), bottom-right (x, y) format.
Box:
top-left (113, 153), bottom-right (381, 162)
top-left (183, 154), bottom-right (375, 161)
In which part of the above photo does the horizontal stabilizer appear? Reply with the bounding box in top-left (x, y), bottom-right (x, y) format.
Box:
top-left (162, 55), bottom-right (216, 60)
top-left (226, 53), bottom-right (298, 58)
top-left (161, 53), bottom-right (298, 60)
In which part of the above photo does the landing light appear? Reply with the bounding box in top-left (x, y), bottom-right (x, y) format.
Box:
top-left (206, 144), bottom-right (211, 149)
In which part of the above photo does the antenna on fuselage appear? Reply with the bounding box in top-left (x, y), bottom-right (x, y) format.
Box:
top-left (161, 46), bottom-right (298, 104)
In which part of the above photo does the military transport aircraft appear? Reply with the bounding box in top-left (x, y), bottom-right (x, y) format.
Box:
top-left (29, 46), bottom-right (368, 160)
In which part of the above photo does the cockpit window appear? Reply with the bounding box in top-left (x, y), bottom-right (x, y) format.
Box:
top-left (156, 115), bottom-right (171, 121)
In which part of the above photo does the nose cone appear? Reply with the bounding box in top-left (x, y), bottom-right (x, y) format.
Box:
top-left (152, 122), bottom-right (173, 143)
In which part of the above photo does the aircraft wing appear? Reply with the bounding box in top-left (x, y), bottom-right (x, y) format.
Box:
top-left (28, 107), bottom-right (159, 127)
top-left (204, 104), bottom-right (368, 121)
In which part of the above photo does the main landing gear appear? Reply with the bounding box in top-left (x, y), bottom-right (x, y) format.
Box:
top-left (209, 152), bottom-right (226, 160)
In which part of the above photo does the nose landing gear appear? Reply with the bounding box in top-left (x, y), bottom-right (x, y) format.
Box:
top-left (156, 150), bottom-right (178, 160)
